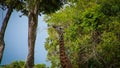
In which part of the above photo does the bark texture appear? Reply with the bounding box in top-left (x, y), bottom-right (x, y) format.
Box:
top-left (25, 1), bottom-right (38, 68)
top-left (0, 6), bottom-right (12, 64)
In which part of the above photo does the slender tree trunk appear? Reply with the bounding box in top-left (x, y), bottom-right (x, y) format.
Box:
top-left (25, 2), bottom-right (38, 68)
top-left (0, 6), bottom-right (12, 64)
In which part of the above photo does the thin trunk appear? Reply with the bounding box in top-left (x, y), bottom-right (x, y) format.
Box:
top-left (25, 2), bottom-right (38, 68)
top-left (0, 6), bottom-right (12, 64)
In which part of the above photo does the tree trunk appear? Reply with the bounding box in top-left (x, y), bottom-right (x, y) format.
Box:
top-left (25, 2), bottom-right (38, 68)
top-left (0, 6), bottom-right (12, 64)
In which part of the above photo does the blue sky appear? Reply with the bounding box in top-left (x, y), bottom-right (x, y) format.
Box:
top-left (0, 9), bottom-right (50, 66)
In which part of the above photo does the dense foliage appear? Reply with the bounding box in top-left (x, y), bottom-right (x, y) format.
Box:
top-left (1, 0), bottom-right (120, 68)
top-left (4, 61), bottom-right (47, 68)
top-left (44, 0), bottom-right (120, 68)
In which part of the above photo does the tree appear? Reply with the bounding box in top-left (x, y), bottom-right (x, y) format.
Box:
top-left (21, 0), bottom-right (64, 68)
top-left (44, 0), bottom-right (120, 68)
top-left (5, 61), bottom-right (25, 68)
top-left (0, 0), bottom-right (24, 64)
top-left (35, 64), bottom-right (47, 68)
top-left (4, 61), bottom-right (47, 68)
